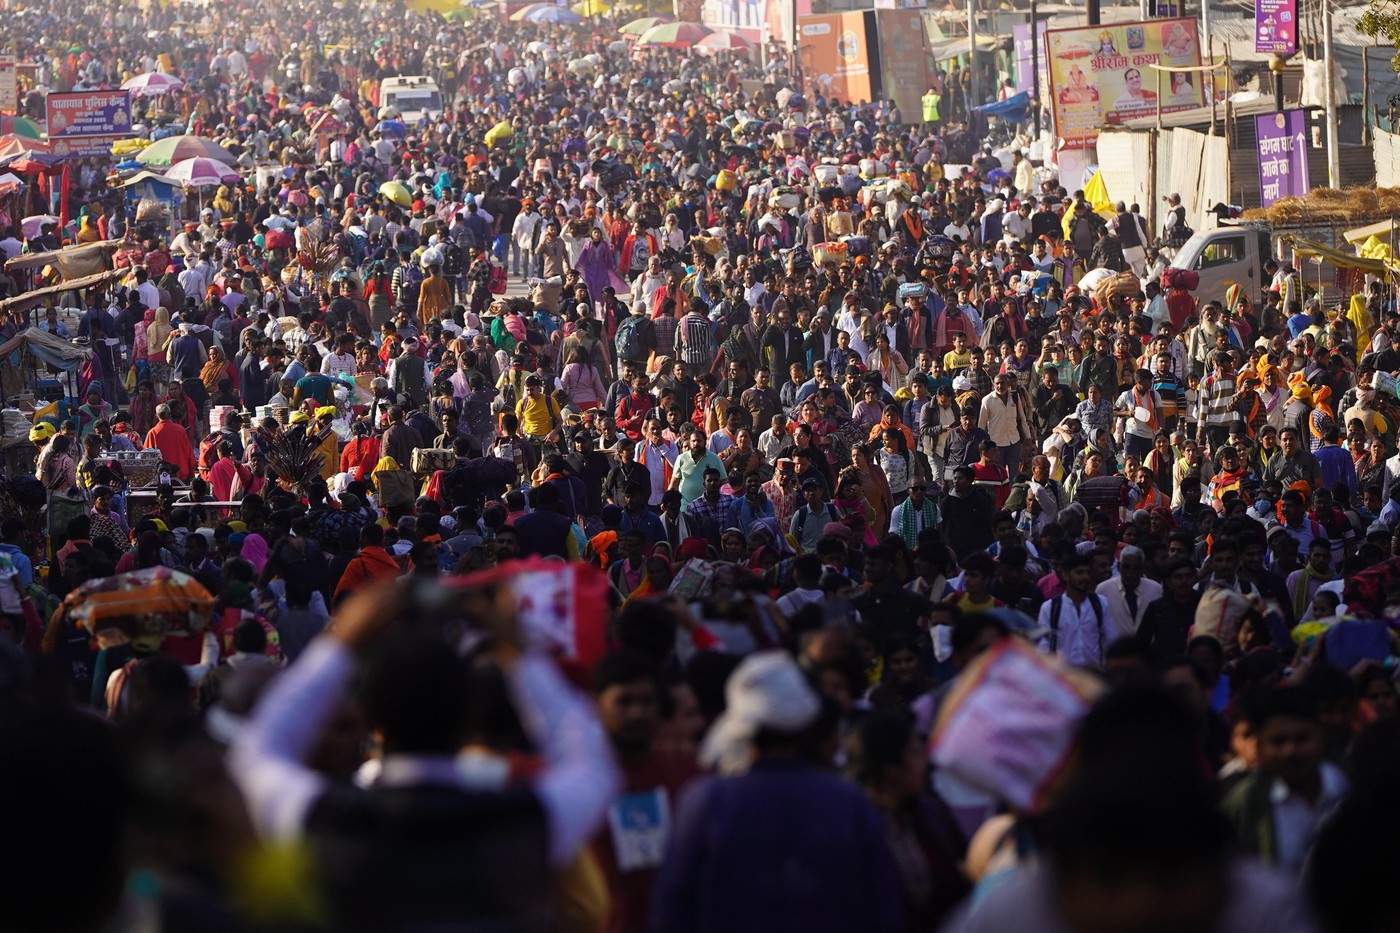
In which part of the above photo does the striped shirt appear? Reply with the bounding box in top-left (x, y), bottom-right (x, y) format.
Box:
top-left (1197, 374), bottom-right (1236, 428)
top-left (677, 312), bottom-right (715, 368)
top-left (1152, 374), bottom-right (1186, 422)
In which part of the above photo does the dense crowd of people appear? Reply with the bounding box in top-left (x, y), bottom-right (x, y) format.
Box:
top-left (3, 1), bottom-right (1400, 932)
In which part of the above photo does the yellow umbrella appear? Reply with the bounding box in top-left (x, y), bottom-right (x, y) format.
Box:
top-left (572, 0), bottom-right (611, 15)
top-left (379, 180), bottom-right (413, 209)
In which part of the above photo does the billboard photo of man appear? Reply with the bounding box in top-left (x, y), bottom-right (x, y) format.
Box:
top-left (1112, 67), bottom-right (1158, 111)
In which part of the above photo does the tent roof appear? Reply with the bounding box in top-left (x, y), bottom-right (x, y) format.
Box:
top-left (0, 326), bottom-right (93, 370)
top-left (1285, 236), bottom-right (1389, 273)
top-left (118, 170), bottom-right (179, 189)
top-left (5, 239), bottom-right (121, 273)
top-left (0, 267), bottom-right (127, 314)
top-left (1343, 219), bottom-right (1399, 245)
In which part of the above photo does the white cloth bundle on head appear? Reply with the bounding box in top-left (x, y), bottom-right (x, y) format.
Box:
top-left (699, 651), bottom-right (821, 776)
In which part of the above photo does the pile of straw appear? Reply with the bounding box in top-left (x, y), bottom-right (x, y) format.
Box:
top-left (1241, 187), bottom-right (1400, 225)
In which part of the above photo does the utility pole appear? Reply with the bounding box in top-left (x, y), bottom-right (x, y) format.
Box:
top-left (1030, 0), bottom-right (1040, 136)
top-left (1324, 0), bottom-right (1340, 187)
top-left (967, 0), bottom-right (978, 107)
top-left (1201, 0), bottom-right (1210, 63)
top-left (1087, 0), bottom-right (1100, 26)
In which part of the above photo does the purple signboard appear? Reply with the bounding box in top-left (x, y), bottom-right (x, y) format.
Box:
top-left (45, 90), bottom-right (132, 140)
top-left (1012, 21), bottom-right (1049, 97)
top-left (1255, 109), bottom-right (1309, 207)
top-left (1255, 0), bottom-right (1297, 56)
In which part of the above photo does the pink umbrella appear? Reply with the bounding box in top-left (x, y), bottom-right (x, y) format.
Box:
top-left (694, 31), bottom-right (752, 53)
top-left (121, 71), bottom-right (185, 98)
top-left (163, 157), bottom-right (242, 188)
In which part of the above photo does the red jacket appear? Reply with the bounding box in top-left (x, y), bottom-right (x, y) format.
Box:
top-left (340, 435), bottom-right (382, 482)
top-left (615, 392), bottom-right (655, 441)
top-left (144, 419), bottom-right (195, 480)
top-left (334, 546), bottom-right (401, 603)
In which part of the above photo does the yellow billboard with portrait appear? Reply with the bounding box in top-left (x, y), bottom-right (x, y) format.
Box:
top-left (1046, 18), bottom-right (1203, 150)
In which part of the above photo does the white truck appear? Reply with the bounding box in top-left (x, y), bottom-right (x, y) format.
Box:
top-left (1168, 221), bottom-right (1371, 307)
top-left (378, 75), bottom-right (444, 125)
top-left (1168, 223), bottom-right (1275, 306)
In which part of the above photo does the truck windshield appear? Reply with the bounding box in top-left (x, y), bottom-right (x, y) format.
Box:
top-left (388, 91), bottom-right (442, 112)
top-left (1169, 231), bottom-right (1212, 270)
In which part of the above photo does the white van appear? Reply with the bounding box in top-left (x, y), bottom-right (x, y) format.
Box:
top-left (379, 75), bottom-right (444, 125)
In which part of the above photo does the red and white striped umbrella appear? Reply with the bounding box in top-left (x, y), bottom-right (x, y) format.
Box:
top-left (121, 71), bottom-right (185, 98)
top-left (694, 31), bottom-right (752, 54)
top-left (163, 156), bottom-right (241, 188)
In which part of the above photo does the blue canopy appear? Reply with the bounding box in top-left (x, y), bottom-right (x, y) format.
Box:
top-left (973, 91), bottom-right (1031, 122)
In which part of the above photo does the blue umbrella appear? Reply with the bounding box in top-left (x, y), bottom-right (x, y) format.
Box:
top-left (378, 119), bottom-right (407, 139)
top-left (524, 4), bottom-right (581, 23)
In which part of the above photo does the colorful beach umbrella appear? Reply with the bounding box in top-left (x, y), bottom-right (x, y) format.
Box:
top-left (520, 4), bottom-right (582, 23)
top-left (620, 15), bottom-right (671, 35)
top-left (136, 134), bottom-right (234, 167)
top-left (121, 71), bottom-right (185, 98)
top-left (694, 31), bottom-right (752, 53)
top-left (509, 3), bottom-right (550, 21)
top-left (0, 115), bottom-right (43, 140)
top-left (635, 21), bottom-right (711, 48)
top-left (163, 156), bottom-right (241, 188)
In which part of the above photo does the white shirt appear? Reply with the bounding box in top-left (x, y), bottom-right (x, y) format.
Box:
top-left (978, 391), bottom-right (1021, 447)
top-left (634, 438), bottom-right (678, 506)
top-left (1095, 575), bottom-right (1162, 640)
top-left (512, 211), bottom-right (542, 249)
top-left (1036, 593), bottom-right (1106, 669)
top-left (1114, 387), bottom-right (1163, 439)
top-left (943, 222), bottom-right (971, 241)
top-left (1003, 212), bottom-right (1032, 242)
top-left (137, 280), bottom-right (161, 311)
top-left (320, 351), bottom-right (356, 380)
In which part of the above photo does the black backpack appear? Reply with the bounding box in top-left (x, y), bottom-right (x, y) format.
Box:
top-left (615, 315), bottom-right (650, 364)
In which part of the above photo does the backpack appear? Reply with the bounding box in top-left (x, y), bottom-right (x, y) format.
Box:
top-left (442, 242), bottom-right (464, 277)
top-left (398, 263), bottom-right (424, 310)
top-left (615, 314), bottom-right (649, 364)
top-left (794, 503), bottom-right (838, 535)
top-left (1048, 594), bottom-right (1105, 662)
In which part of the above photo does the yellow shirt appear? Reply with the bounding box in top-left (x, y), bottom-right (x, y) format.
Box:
top-left (515, 393), bottom-right (558, 437)
top-left (954, 593), bottom-right (999, 615)
top-left (943, 349), bottom-right (972, 372)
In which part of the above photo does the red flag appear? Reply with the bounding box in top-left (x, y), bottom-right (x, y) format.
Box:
top-left (447, 558), bottom-right (609, 671)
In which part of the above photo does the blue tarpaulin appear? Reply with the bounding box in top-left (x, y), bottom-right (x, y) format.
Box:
top-left (973, 91), bottom-right (1030, 122)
